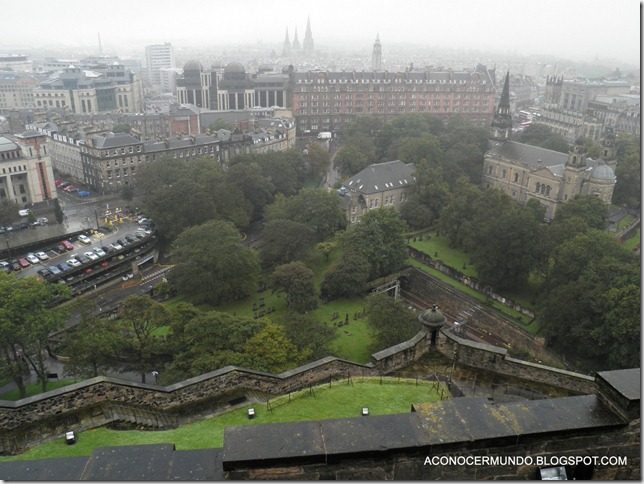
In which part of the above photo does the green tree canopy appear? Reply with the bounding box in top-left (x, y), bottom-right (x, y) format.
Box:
top-left (366, 293), bottom-right (420, 352)
top-left (552, 195), bottom-right (608, 230)
top-left (270, 261), bottom-right (318, 313)
top-left (259, 218), bottom-right (316, 271)
top-left (340, 208), bottom-right (407, 279)
top-left (169, 220), bottom-right (259, 305)
top-left (320, 249), bottom-right (371, 300)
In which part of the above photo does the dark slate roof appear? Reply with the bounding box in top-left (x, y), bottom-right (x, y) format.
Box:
top-left (0, 455), bottom-right (88, 480)
top-left (596, 368), bottom-right (641, 401)
top-left (487, 140), bottom-right (568, 169)
top-left (343, 160), bottom-right (416, 195)
top-left (90, 133), bottom-right (142, 149)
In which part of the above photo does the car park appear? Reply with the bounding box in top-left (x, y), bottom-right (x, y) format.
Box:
top-left (67, 259), bottom-right (81, 267)
top-left (84, 251), bottom-right (99, 261)
top-left (117, 238), bottom-right (128, 247)
top-left (51, 244), bottom-right (66, 254)
top-left (61, 240), bottom-right (74, 251)
top-left (57, 262), bottom-right (71, 272)
top-left (26, 253), bottom-right (40, 264)
top-left (93, 247), bottom-right (106, 257)
top-left (17, 257), bottom-right (30, 268)
top-left (124, 234), bottom-right (136, 243)
top-left (35, 251), bottom-right (49, 261)
top-left (78, 234), bottom-right (91, 245)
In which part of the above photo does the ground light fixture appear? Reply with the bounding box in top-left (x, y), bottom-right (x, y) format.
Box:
top-left (65, 431), bottom-right (77, 445)
top-left (361, 407), bottom-right (369, 416)
top-left (247, 408), bottom-right (255, 419)
top-left (538, 466), bottom-right (567, 480)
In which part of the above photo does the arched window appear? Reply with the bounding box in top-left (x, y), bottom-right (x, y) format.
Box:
top-left (535, 182), bottom-right (541, 193)
top-left (514, 172), bottom-right (519, 183)
top-left (501, 169), bottom-right (506, 179)
top-left (540, 184), bottom-right (545, 195)
top-left (546, 185), bottom-right (551, 197)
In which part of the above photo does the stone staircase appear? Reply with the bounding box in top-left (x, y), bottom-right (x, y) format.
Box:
top-left (106, 404), bottom-right (178, 430)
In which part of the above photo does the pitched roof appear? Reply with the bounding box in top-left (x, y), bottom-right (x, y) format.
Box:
top-left (343, 160), bottom-right (416, 195)
top-left (487, 141), bottom-right (568, 169)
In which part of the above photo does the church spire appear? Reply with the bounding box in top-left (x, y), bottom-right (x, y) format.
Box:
top-left (303, 15), bottom-right (314, 54)
top-left (372, 33), bottom-right (382, 71)
top-left (282, 28), bottom-right (291, 57)
top-left (292, 27), bottom-right (301, 50)
top-left (490, 71), bottom-right (513, 141)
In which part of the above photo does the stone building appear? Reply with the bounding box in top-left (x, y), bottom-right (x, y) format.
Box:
top-left (288, 64), bottom-right (497, 135)
top-left (0, 131), bottom-right (56, 208)
top-left (340, 160), bottom-right (415, 224)
top-left (482, 74), bottom-right (617, 221)
top-left (0, 72), bottom-right (38, 113)
top-left (175, 61), bottom-right (212, 109)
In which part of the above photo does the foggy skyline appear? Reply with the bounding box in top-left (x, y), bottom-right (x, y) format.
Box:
top-left (1, 0), bottom-right (640, 67)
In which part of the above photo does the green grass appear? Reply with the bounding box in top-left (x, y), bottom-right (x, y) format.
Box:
top-left (0, 378), bottom-right (446, 461)
top-left (623, 227), bottom-right (640, 251)
top-left (408, 234), bottom-right (478, 278)
top-left (0, 380), bottom-right (81, 401)
top-left (616, 214), bottom-right (635, 230)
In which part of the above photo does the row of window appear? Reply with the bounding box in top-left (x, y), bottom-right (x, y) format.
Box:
top-left (1, 164), bottom-right (26, 174)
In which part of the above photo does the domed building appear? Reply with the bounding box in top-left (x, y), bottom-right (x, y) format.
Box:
top-left (216, 62), bottom-right (254, 110)
top-left (176, 60), bottom-right (212, 109)
top-left (482, 74), bottom-right (617, 221)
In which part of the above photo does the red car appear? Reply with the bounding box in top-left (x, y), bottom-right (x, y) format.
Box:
top-left (61, 240), bottom-right (74, 251)
top-left (17, 257), bottom-right (30, 268)
top-left (63, 185), bottom-right (78, 192)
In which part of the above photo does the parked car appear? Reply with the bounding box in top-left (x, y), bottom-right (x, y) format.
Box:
top-left (63, 185), bottom-right (78, 192)
top-left (14, 222), bottom-right (29, 230)
top-left (93, 247), bottom-right (106, 257)
top-left (66, 259), bottom-right (81, 267)
top-left (78, 191), bottom-right (91, 197)
top-left (101, 245), bottom-right (113, 254)
top-left (46, 265), bottom-right (62, 276)
top-left (26, 253), bottom-right (40, 264)
top-left (84, 251), bottom-right (99, 261)
top-left (61, 240), bottom-right (74, 251)
top-left (57, 262), bottom-right (72, 272)
top-left (58, 181), bottom-right (70, 188)
top-left (117, 238), bottom-right (128, 247)
top-left (51, 244), bottom-right (66, 254)
top-left (124, 234), bottom-right (136, 244)
top-left (18, 209), bottom-right (30, 217)
top-left (17, 257), bottom-right (30, 268)
top-left (110, 241), bottom-right (123, 251)
top-left (37, 268), bottom-right (52, 279)
top-left (78, 234), bottom-right (91, 245)
top-left (35, 251), bottom-right (49, 261)
top-left (11, 260), bottom-right (22, 271)
top-left (74, 254), bottom-right (90, 264)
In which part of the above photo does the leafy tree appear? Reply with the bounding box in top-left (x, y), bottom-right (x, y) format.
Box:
top-left (305, 142), bottom-right (331, 181)
top-left (26, 210), bottom-right (36, 225)
top-left (320, 249), bottom-right (370, 300)
top-left (539, 230), bottom-right (640, 368)
top-left (270, 261), bottom-right (318, 313)
top-left (333, 145), bottom-right (370, 177)
top-left (316, 241), bottom-right (337, 261)
top-left (400, 164), bottom-right (450, 229)
top-left (121, 184), bottom-right (134, 202)
top-left (242, 322), bottom-right (303, 373)
top-left (165, 311), bottom-right (264, 380)
top-left (340, 208), bottom-right (407, 279)
top-left (0, 198), bottom-right (19, 226)
top-left (169, 220), bottom-right (259, 305)
top-left (64, 301), bottom-right (120, 378)
top-left (53, 198), bottom-right (64, 224)
top-left (282, 312), bottom-right (334, 361)
top-left (515, 124), bottom-right (569, 153)
top-left (525, 198), bottom-right (547, 223)
top-left (612, 134), bottom-right (641, 209)
top-left (226, 161), bottom-right (275, 221)
top-left (366, 292), bottom-right (420, 352)
top-left (553, 195), bottom-right (608, 230)
top-left (438, 177), bottom-right (482, 248)
top-left (259, 219), bottom-right (316, 271)
top-left (116, 295), bottom-right (169, 383)
top-left (0, 272), bottom-right (71, 397)
top-left (398, 134), bottom-right (443, 167)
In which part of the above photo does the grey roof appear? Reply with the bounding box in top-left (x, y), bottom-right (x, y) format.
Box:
top-left (591, 162), bottom-right (616, 180)
top-left (487, 141), bottom-right (568, 169)
top-left (90, 133), bottom-right (142, 149)
top-left (0, 137), bottom-right (17, 153)
top-left (293, 68), bottom-right (494, 85)
top-left (343, 160), bottom-right (416, 195)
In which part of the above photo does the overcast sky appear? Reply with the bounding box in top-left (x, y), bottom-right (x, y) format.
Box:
top-left (2, 0), bottom-right (640, 66)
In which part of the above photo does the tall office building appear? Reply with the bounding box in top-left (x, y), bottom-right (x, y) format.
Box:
top-left (145, 43), bottom-right (175, 89)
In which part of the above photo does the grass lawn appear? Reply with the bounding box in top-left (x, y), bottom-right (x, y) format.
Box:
top-left (623, 227), bottom-right (640, 251)
top-left (0, 380), bottom-right (81, 401)
top-left (408, 234), bottom-right (478, 278)
top-left (616, 214), bottom-right (635, 230)
top-left (0, 378), bottom-right (446, 461)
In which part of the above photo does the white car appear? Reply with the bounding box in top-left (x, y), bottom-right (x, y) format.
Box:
top-left (110, 241), bottom-right (123, 251)
top-left (93, 247), bottom-right (106, 257)
top-left (18, 209), bottom-right (30, 217)
top-left (84, 251), bottom-right (99, 261)
top-left (78, 234), bottom-right (91, 245)
top-left (67, 259), bottom-right (81, 267)
top-left (35, 251), bottom-right (49, 261)
top-left (26, 253), bottom-right (40, 264)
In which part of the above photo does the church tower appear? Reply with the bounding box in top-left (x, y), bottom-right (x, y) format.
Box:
top-left (282, 28), bottom-right (291, 57)
top-left (599, 127), bottom-right (618, 169)
top-left (372, 34), bottom-right (382, 71)
top-left (490, 71), bottom-right (512, 141)
top-left (303, 16), bottom-right (314, 55)
top-left (562, 138), bottom-right (588, 202)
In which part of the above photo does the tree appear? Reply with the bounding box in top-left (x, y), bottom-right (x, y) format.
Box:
top-left (121, 184), bottom-right (134, 202)
top-left (333, 145), bottom-right (370, 177)
top-left (259, 219), bottom-right (316, 271)
top-left (226, 161), bottom-right (275, 221)
top-left (53, 198), bottom-right (64, 224)
top-left (596, 283), bottom-right (640, 369)
top-left (553, 195), bottom-right (608, 230)
top-left (242, 322), bottom-right (303, 373)
top-left (270, 261), bottom-right (318, 313)
top-left (340, 208), bottom-right (407, 279)
top-left (438, 177), bottom-right (482, 248)
top-left (398, 134), bottom-right (443, 167)
top-left (0, 199), bottom-right (19, 227)
top-left (320, 249), bottom-right (370, 300)
top-left (169, 220), bottom-right (259, 305)
top-left (0, 272), bottom-right (71, 397)
top-left (282, 312), bottom-right (334, 361)
top-left (64, 301), bottom-right (120, 378)
top-left (400, 164), bottom-right (450, 229)
top-left (305, 142), bottom-right (331, 182)
top-left (116, 295), bottom-right (169, 383)
top-left (316, 241), bottom-right (337, 261)
top-left (366, 292), bottom-right (420, 352)
top-left (612, 134), bottom-right (641, 209)
top-left (515, 124), bottom-right (569, 153)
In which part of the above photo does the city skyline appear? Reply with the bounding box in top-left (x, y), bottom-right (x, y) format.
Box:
top-left (1, 0), bottom-right (640, 68)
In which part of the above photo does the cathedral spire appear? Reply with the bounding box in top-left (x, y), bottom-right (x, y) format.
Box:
top-left (292, 27), bottom-right (301, 50)
top-left (490, 71), bottom-right (513, 141)
top-left (303, 15), bottom-right (314, 54)
top-left (283, 28), bottom-right (291, 57)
